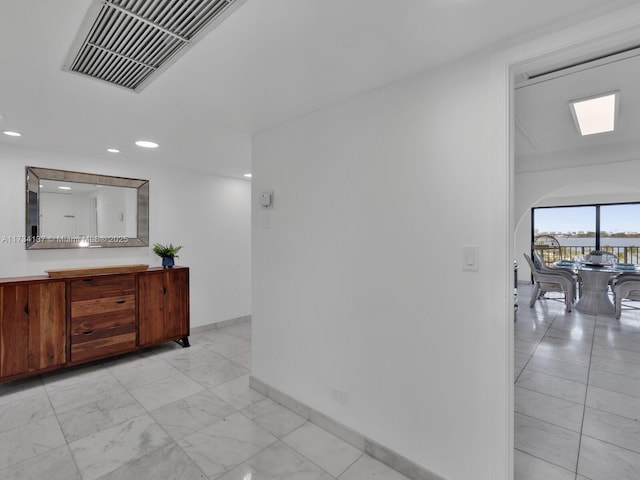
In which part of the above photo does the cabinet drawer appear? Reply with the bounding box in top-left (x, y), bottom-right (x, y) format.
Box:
top-left (71, 276), bottom-right (135, 301)
top-left (71, 324), bottom-right (136, 363)
top-left (71, 294), bottom-right (135, 329)
top-left (71, 311), bottom-right (135, 335)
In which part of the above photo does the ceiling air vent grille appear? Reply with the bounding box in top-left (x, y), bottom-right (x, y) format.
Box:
top-left (64, 0), bottom-right (244, 92)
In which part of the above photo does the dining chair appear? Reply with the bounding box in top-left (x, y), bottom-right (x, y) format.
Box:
top-left (532, 250), bottom-right (581, 296)
top-left (524, 253), bottom-right (576, 312)
top-left (612, 272), bottom-right (640, 319)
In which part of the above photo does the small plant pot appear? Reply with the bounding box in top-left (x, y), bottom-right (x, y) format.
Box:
top-left (162, 257), bottom-right (175, 268)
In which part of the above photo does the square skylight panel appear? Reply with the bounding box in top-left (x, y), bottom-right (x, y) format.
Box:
top-left (569, 91), bottom-right (619, 136)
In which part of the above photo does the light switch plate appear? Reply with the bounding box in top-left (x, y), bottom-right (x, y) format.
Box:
top-left (462, 245), bottom-right (479, 271)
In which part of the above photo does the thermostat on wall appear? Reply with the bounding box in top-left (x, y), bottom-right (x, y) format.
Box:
top-left (259, 191), bottom-right (273, 208)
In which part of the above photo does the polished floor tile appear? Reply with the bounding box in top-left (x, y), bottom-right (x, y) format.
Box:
top-left (538, 334), bottom-right (593, 354)
top-left (163, 345), bottom-right (227, 371)
top-left (0, 389), bottom-right (53, 433)
top-left (94, 442), bottom-right (206, 480)
top-left (13, 294), bottom-right (638, 480)
top-left (0, 415), bottom-right (67, 470)
top-left (514, 449), bottom-right (575, 480)
top-left (149, 389), bottom-right (235, 441)
top-left (591, 342), bottom-right (640, 364)
top-left (127, 372), bottom-right (204, 411)
top-left (515, 350), bottom-right (533, 369)
top-left (516, 369), bottom-right (587, 404)
top-left (228, 350), bottom-right (251, 369)
top-left (282, 422), bottom-right (362, 477)
top-left (107, 357), bottom-right (184, 390)
top-left (521, 353), bottom-right (590, 383)
top-left (516, 285), bottom-right (640, 479)
top-left (0, 376), bottom-right (46, 404)
top-left (177, 411), bottom-right (277, 478)
top-left (70, 414), bottom-right (172, 480)
top-left (57, 389), bottom-right (147, 443)
top-left (0, 446), bottom-right (81, 480)
top-left (587, 367), bottom-right (640, 397)
top-left (216, 441), bottom-right (334, 480)
top-left (218, 323), bottom-right (252, 341)
top-left (242, 397), bottom-right (308, 438)
top-left (210, 374), bottom-right (265, 410)
top-left (514, 413), bottom-right (580, 472)
top-left (530, 346), bottom-right (591, 367)
top-left (46, 373), bottom-right (127, 413)
top-left (582, 407), bottom-right (640, 454)
top-left (593, 330), bottom-right (640, 353)
top-left (42, 363), bottom-right (111, 390)
top-left (585, 384), bottom-right (640, 420)
top-left (205, 336), bottom-right (251, 358)
top-left (577, 435), bottom-right (640, 480)
top-left (589, 354), bottom-right (640, 380)
top-left (0, 320), bottom-right (417, 480)
top-left (514, 386), bottom-right (584, 432)
top-left (179, 357), bottom-right (249, 390)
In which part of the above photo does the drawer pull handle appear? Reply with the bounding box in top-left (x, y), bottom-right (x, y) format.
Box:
top-left (83, 278), bottom-right (94, 282)
top-left (115, 300), bottom-right (126, 304)
top-left (82, 330), bottom-right (94, 335)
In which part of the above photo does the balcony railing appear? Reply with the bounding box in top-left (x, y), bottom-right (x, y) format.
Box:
top-left (534, 245), bottom-right (640, 265)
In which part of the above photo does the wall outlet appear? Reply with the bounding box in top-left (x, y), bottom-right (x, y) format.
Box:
top-left (331, 387), bottom-right (347, 403)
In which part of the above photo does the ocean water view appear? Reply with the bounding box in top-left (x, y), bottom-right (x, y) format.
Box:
top-left (554, 237), bottom-right (640, 247)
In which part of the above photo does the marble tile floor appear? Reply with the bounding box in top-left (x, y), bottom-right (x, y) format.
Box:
top-left (515, 284), bottom-right (640, 480)
top-left (0, 321), bottom-right (410, 480)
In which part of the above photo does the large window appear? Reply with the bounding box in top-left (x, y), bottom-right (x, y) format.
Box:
top-left (532, 202), bottom-right (640, 264)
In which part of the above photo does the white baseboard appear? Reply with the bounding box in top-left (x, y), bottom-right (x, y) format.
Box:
top-left (249, 375), bottom-right (446, 480)
top-left (191, 315), bottom-right (251, 333)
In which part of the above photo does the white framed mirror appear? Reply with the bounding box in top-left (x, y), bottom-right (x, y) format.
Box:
top-left (26, 166), bottom-right (149, 249)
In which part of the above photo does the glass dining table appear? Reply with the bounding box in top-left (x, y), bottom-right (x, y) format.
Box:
top-left (553, 260), bottom-right (639, 315)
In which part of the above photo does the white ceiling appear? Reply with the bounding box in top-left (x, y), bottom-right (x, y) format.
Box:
top-left (0, 0), bottom-right (637, 178)
top-left (515, 46), bottom-right (640, 173)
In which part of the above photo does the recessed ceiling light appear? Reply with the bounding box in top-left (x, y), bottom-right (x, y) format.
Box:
top-left (243, 173), bottom-right (252, 178)
top-left (3, 130), bottom-right (21, 137)
top-left (58, 186), bottom-right (71, 190)
top-left (107, 148), bottom-right (120, 153)
top-left (135, 140), bottom-right (159, 148)
top-left (569, 91), bottom-right (619, 136)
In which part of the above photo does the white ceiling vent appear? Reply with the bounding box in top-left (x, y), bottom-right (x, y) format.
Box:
top-left (63, 0), bottom-right (246, 92)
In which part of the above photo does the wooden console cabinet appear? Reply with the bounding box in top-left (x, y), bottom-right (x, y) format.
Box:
top-left (139, 268), bottom-right (189, 347)
top-left (0, 281), bottom-right (66, 378)
top-left (0, 266), bottom-right (189, 383)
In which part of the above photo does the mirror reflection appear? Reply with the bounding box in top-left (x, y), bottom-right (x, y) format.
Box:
top-left (39, 180), bottom-right (138, 239)
top-left (26, 167), bottom-right (149, 249)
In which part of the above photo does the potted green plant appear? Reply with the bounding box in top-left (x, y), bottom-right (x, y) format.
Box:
top-left (152, 243), bottom-right (182, 268)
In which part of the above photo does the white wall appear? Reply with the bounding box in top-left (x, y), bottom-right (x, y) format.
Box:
top-left (252, 53), bottom-right (505, 480)
top-left (0, 143), bottom-right (251, 328)
top-left (95, 186), bottom-right (136, 237)
top-left (515, 158), bottom-right (640, 279)
top-left (252, 6), bottom-right (640, 479)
